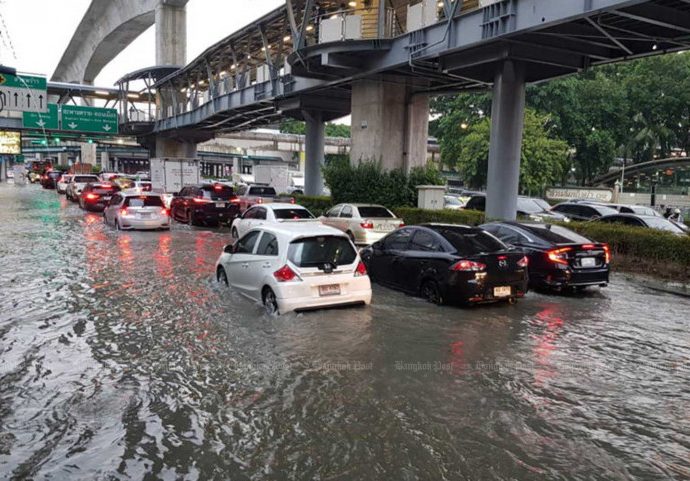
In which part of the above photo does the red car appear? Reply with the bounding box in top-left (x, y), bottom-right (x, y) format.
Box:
top-left (78, 182), bottom-right (120, 212)
top-left (170, 183), bottom-right (240, 226)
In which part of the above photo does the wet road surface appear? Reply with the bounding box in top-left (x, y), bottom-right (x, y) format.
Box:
top-left (1, 183), bottom-right (689, 480)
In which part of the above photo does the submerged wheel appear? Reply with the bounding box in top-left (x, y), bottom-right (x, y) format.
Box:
top-left (216, 267), bottom-right (228, 286)
top-left (262, 287), bottom-right (278, 315)
top-left (187, 210), bottom-right (195, 226)
top-left (420, 280), bottom-right (443, 305)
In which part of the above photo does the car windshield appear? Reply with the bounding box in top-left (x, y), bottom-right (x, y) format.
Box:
top-left (436, 228), bottom-right (506, 254)
top-left (288, 236), bottom-right (357, 268)
top-left (533, 199), bottom-right (552, 211)
top-left (517, 198), bottom-right (546, 214)
top-left (273, 208), bottom-right (314, 220)
top-left (645, 217), bottom-right (684, 233)
top-left (358, 206), bottom-right (394, 218)
top-left (202, 185), bottom-right (235, 200)
top-left (521, 224), bottom-right (592, 244)
top-left (74, 176), bottom-right (98, 183)
top-left (124, 196), bottom-right (164, 207)
top-left (445, 196), bottom-right (462, 205)
top-left (249, 186), bottom-right (277, 196)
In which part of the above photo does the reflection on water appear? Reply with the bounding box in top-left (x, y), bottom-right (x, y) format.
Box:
top-left (1, 184), bottom-right (689, 480)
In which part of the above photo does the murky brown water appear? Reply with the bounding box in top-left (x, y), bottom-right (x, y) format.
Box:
top-left (1, 183), bottom-right (689, 480)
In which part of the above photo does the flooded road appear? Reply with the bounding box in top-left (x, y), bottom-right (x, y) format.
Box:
top-left (1, 183), bottom-right (689, 480)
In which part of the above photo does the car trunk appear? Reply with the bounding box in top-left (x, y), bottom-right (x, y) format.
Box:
top-left (475, 251), bottom-right (527, 285)
top-left (367, 217), bottom-right (402, 234)
top-left (554, 243), bottom-right (608, 270)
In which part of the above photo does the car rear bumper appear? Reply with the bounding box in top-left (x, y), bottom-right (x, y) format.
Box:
top-left (446, 274), bottom-right (529, 304)
top-left (277, 288), bottom-right (372, 313)
top-left (193, 208), bottom-right (239, 224)
top-left (531, 267), bottom-right (609, 288)
top-left (119, 216), bottom-right (170, 230)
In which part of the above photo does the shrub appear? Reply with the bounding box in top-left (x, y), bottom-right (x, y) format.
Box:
top-left (293, 194), bottom-right (333, 216)
top-left (322, 158), bottom-right (443, 207)
top-left (393, 207), bottom-right (485, 226)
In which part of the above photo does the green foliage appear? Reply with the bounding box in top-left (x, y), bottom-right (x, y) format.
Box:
top-left (280, 119), bottom-right (351, 138)
top-left (322, 158), bottom-right (443, 207)
top-left (392, 207), bottom-right (485, 226)
top-left (292, 194), bottom-right (333, 216)
top-left (53, 165), bottom-right (70, 172)
top-left (450, 109), bottom-right (569, 193)
top-left (91, 165), bottom-right (102, 174)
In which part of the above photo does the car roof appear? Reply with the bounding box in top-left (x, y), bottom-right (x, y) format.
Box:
top-left (342, 203), bottom-right (389, 208)
top-left (119, 191), bottom-right (163, 197)
top-left (250, 203), bottom-right (306, 210)
top-left (600, 213), bottom-right (658, 220)
top-left (253, 223), bottom-right (346, 238)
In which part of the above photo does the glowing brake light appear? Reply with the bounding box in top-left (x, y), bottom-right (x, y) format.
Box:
top-left (214, 184), bottom-right (223, 190)
top-left (354, 261), bottom-right (367, 277)
top-left (451, 260), bottom-right (486, 272)
top-left (581, 244), bottom-right (596, 250)
top-left (85, 193), bottom-right (99, 200)
top-left (193, 197), bottom-right (209, 203)
top-left (273, 264), bottom-right (299, 282)
top-left (161, 208), bottom-right (169, 217)
top-left (603, 244), bottom-right (611, 264)
top-left (360, 220), bottom-right (374, 229)
top-left (230, 197), bottom-right (240, 204)
top-left (517, 256), bottom-right (529, 268)
top-left (547, 247), bottom-right (572, 265)
top-left (398, 222), bottom-right (405, 228)
top-left (120, 208), bottom-right (128, 216)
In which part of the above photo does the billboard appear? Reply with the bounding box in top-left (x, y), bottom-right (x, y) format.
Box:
top-left (0, 130), bottom-right (21, 155)
top-left (545, 187), bottom-right (614, 203)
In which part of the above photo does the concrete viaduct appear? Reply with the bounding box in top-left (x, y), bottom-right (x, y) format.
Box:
top-left (55, 0), bottom-right (690, 220)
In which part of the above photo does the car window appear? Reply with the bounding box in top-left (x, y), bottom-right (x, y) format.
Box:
top-left (340, 205), bottom-right (353, 218)
top-left (124, 196), bottom-right (164, 207)
top-left (409, 230), bottom-right (441, 252)
top-left (91, 184), bottom-right (117, 195)
top-left (383, 228), bottom-right (413, 250)
top-left (236, 185), bottom-right (247, 195)
top-left (517, 198), bottom-right (544, 214)
top-left (520, 224), bottom-right (592, 244)
top-left (256, 233), bottom-right (279, 256)
top-left (645, 217), bottom-right (684, 233)
top-left (236, 231), bottom-right (261, 254)
top-left (466, 197), bottom-right (486, 211)
top-left (288, 235), bottom-right (356, 267)
top-left (495, 226), bottom-right (522, 244)
top-left (243, 207), bottom-right (256, 219)
top-left (437, 228), bottom-right (506, 255)
top-left (108, 194), bottom-right (121, 206)
top-left (273, 208), bottom-right (314, 220)
top-left (248, 186), bottom-right (277, 196)
top-left (326, 206), bottom-right (341, 217)
top-left (254, 207), bottom-right (267, 220)
top-left (202, 185), bottom-right (235, 201)
top-left (74, 176), bottom-right (98, 183)
top-left (357, 206), bottom-right (394, 218)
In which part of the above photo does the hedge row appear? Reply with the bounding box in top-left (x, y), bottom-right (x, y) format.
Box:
top-left (392, 207), bottom-right (485, 226)
top-left (292, 195), bottom-right (333, 216)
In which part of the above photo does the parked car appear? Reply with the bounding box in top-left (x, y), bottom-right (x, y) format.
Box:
top-left (464, 194), bottom-right (569, 222)
top-left (66, 174), bottom-right (100, 201)
top-left (551, 202), bottom-right (618, 221)
top-left (78, 182), bottom-right (119, 212)
top-left (215, 224), bottom-right (372, 314)
top-left (593, 214), bottom-right (687, 235)
top-left (480, 221), bottom-right (610, 291)
top-left (360, 224), bottom-right (529, 305)
top-left (444, 195), bottom-right (464, 210)
top-left (230, 203), bottom-right (317, 239)
top-left (56, 174), bottom-right (73, 194)
top-left (169, 183), bottom-right (240, 226)
top-left (103, 192), bottom-right (170, 230)
top-left (320, 203), bottom-right (404, 245)
top-left (40, 170), bottom-right (62, 189)
top-left (583, 202), bottom-right (660, 217)
top-left (236, 184), bottom-right (294, 212)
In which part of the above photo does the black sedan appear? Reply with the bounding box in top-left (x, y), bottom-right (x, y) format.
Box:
top-left (170, 183), bottom-right (240, 227)
top-left (78, 182), bottom-right (120, 212)
top-left (480, 222), bottom-right (610, 291)
top-left (593, 214), bottom-right (686, 235)
top-left (40, 170), bottom-right (62, 189)
top-left (360, 224), bottom-right (529, 305)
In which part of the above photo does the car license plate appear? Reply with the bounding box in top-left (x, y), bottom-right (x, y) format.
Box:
top-left (581, 257), bottom-right (596, 267)
top-left (493, 286), bottom-right (511, 298)
top-left (215, 202), bottom-right (225, 208)
top-left (319, 284), bottom-right (341, 297)
top-left (375, 224), bottom-right (395, 232)
top-left (138, 213), bottom-right (151, 219)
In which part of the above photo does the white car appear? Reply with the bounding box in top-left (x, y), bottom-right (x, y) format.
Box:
top-left (230, 203), bottom-right (318, 239)
top-left (66, 174), bottom-right (100, 201)
top-left (56, 174), bottom-right (73, 194)
top-left (319, 203), bottom-right (404, 245)
top-left (215, 224), bottom-right (372, 314)
top-left (103, 192), bottom-right (170, 230)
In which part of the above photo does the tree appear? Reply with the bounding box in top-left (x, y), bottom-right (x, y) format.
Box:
top-left (279, 119), bottom-right (351, 138)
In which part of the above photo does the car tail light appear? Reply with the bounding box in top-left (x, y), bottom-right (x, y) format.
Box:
top-left (398, 222), bottom-right (405, 228)
top-left (451, 260), bottom-right (486, 272)
top-left (290, 197), bottom-right (295, 204)
top-left (360, 220), bottom-right (374, 229)
top-left (354, 261), bottom-right (367, 277)
top-left (161, 208), bottom-right (169, 217)
top-left (214, 184), bottom-right (223, 190)
top-left (257, 198), bottom-right (264, 204)
top-left (274, 264), bottom-right (299, 282)
top-left (547, 247), bottom-right (572, 265)
top-left (120, 208), bottom-right (128, 216)
top-left (517, 256), bottom-right (529, 268)
top-left (86, 193), bottom-right (99, 200)
top-left (230, 197), bottom-right (240, 204)
top-left (581, 244), bottom-right (596, 250)
top-left (603, 244), bottom-right (611, 264)
top-left (193, 197), bottom-right (209, 203)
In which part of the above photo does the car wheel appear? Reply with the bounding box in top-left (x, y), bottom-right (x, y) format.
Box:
top-left (420, 280), bottom-right (443, 305)
top-left (216, 267), bottom-right (229, 286)
top-left (231, 227), bottom-right (239, 239)
top-left (116, 219), bottom-right (122, 231)
top-left (262, 287), bottom-right (278, 315)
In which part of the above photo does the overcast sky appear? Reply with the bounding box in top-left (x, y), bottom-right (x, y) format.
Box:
top-left (0, 0), bottom-right (283, 86)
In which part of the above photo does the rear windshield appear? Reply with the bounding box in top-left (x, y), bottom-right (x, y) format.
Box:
top-left (48, 172), bottom-right (62, 178)
top-left (124, 196), bottom-right (164, 207)
top-left (74, 176), bottom-right (98, 183)
top-left (645, 217), bottom-right (684, 233)
top-left (288, 236), bottom-right (357, 268)
top-left (91, 185), bottom-right (117, 195)
top-left (436, 228), bottom-right (506, 255)
top-left (517, 198), bottom-right (545, 214)
top-left (202, 185), bottom-right (235, 200)
top-left (137, 182), bottom-right (152, 192)
top-left (357, 206), bottom-right (394, 218)
top-left (273, 208), bottom-right (314, 220)
top-left (520, 224), bottom-right (592, 244)
top-left (248, 186), bottom-right (277, 196)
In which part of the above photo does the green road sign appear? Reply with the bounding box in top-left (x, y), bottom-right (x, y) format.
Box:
top-left (61, 105), bottom-right (118, 134)
top-left (23, 103), bottom-right (59, 130)
top-left (0, 73), bottom-right (48, 112)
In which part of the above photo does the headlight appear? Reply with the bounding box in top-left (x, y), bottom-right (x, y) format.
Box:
top-left (563, 217), bottom-right (571, 223)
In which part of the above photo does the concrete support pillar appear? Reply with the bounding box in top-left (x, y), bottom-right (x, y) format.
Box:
top-left (80, 143), bottom-right (97, 167)
top-left (350, 77), bottom-right (429, 171)
top-left (155, 137), bottom-right (197, 158)
top-left (233, 157), bottom-right (240, 176)
top-left (100, 151), bottom-right (110, 171)
top-left (303, 110), bottom-right (325, 196)
top-left (57, 152), bottom-right (69, 166)
top-left (485, 61), bottom-right (526, 221)
top-left (155, 1), bottom-right (186, 66)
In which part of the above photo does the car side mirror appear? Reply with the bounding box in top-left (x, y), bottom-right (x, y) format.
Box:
top-left (224, 244), bottom-right (235, 254)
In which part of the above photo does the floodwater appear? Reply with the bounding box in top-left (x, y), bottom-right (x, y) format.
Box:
top-left (1, 183), bottom-right (689, 480)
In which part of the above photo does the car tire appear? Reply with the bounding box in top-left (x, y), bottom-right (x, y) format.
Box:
top-left (420, 280), bottom-right (443, 305)
top-left (216, 267), bottom-right (229, 286)
top-left (231, 227), bottom-right (239, 239)
top-left (116, 219), bottom-right (122, 231)
top-left (262, 287), bottom-right (279, 315)
top-left (187, 210), bottom-right (195, 226)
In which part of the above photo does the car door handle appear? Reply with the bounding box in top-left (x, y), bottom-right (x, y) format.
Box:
top-left (262, 262), bottom-right (272, 268)
top-left (241, 263), bottom-right (249, 268)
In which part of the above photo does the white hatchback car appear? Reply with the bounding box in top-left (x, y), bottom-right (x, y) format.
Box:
top-left (103, 192), bottom-right (170, 230)
top-left (56, 174), bottom-right (73, 194)
top-left (230, 203), bottom-right (318, 239)
top-left (216, 224), bottom-right (372, 314)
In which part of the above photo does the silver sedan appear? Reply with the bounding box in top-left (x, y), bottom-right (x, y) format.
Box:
top-left (103, 192), bottom-right (170, 231)
top-left (319, 203), bottom-right (404, 245)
